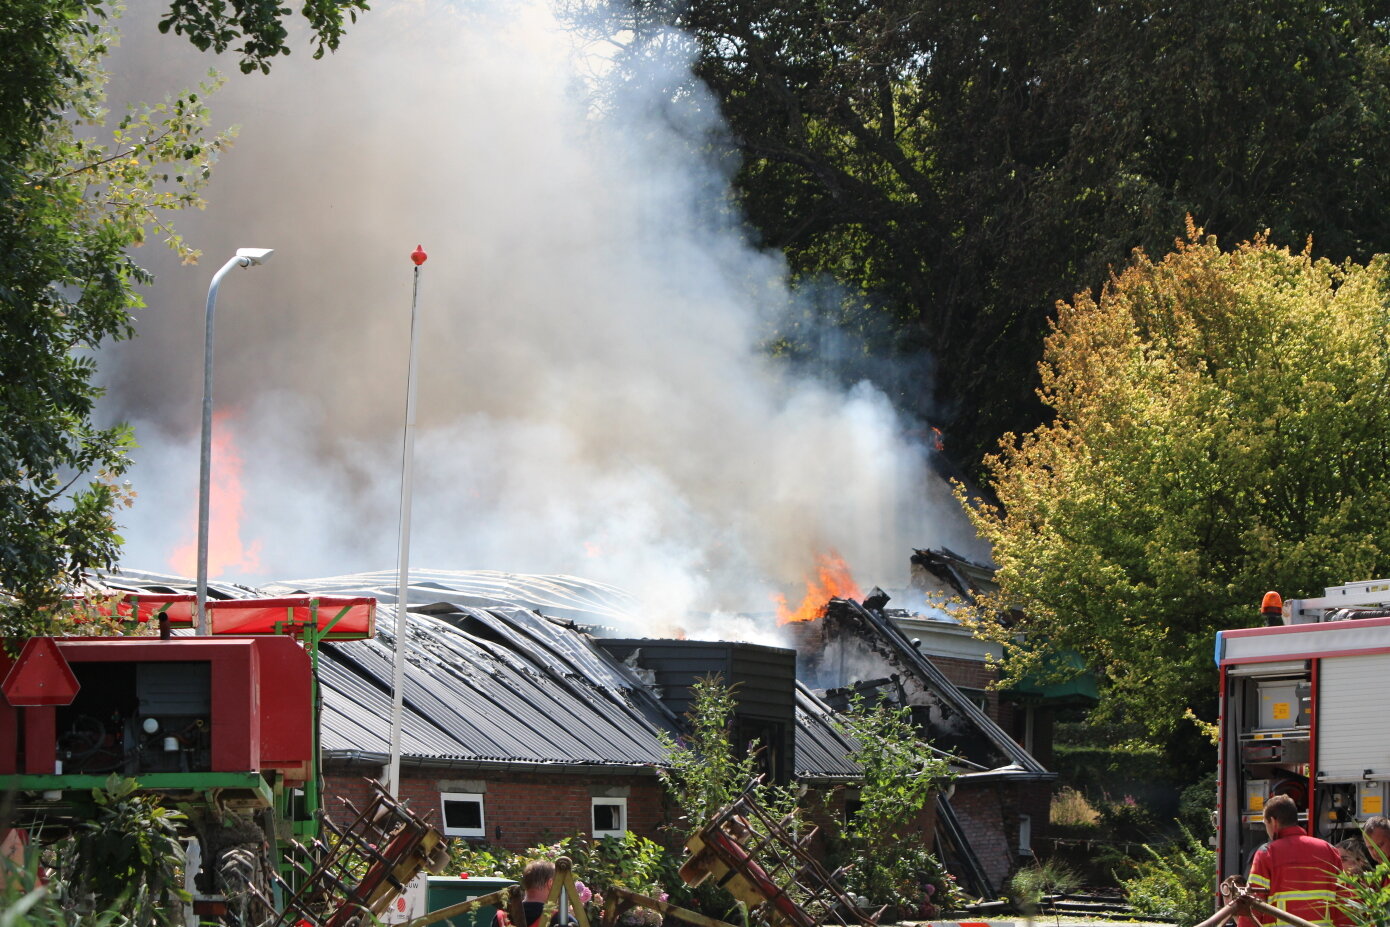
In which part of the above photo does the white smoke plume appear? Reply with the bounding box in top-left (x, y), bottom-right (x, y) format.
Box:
top-left (95, 0), bottom-right (988, 637)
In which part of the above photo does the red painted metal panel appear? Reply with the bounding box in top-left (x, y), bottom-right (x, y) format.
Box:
top-left (2, 637), bottom-right (80, 706)
top-left (252, 638), bottom-right (313, 780)
top-left (55, 638), bottom-right (260, 772)
top-left (208, 596), bottom-right (375, 639)
top-left (65, 593), bottom-right (196, 627)
top-left (0, 651), bottom-right (13, 775)
top-left (23, 707), bottom-right (56, 774)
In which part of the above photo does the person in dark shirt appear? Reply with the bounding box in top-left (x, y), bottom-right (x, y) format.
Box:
top-left (495, 859), bottom-right (555, 927)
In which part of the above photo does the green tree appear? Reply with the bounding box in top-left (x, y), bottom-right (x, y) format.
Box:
top-left (834, 695), bottom-right (957, 913)
top-left (657, 675), bottom-right (799, 917)
top-left (658, 674), bottom-right (789, 835)
top-left (0, 0), bottom-right (361, 637)
top-left (576, 0), bottom-right (1390, 465)
top-left (962, 225), bottom-right (1390, 738)
top-left (158, 0), bottom-right (369, 74)
top-left (1, 2), bottom-right (230, 637)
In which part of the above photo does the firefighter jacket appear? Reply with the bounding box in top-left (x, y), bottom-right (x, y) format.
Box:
top-left (1239, 825), bottom-right (1348, 927)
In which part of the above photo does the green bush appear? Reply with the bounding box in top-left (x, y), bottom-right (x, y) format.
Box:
top-left (1177, 772), bottom-right (1217, 841)
top-left (1008, 858), bottom-right (1080, 916)
top-left (446, 841), bottom-right (531, 879)
top-left (1339, 857), bottom-right (1390, 927)
top-left (1119, 827), bottom-right (1215, 927)
top-left (841, 841), bottom-right (966, 920)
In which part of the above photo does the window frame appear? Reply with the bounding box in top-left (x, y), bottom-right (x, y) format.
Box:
top-left (440, 791), bottom-right (486, 838)
top-left (591, 796), bottom-right (628, 838)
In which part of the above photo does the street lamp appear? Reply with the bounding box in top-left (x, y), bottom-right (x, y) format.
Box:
top-left (196, 247), bottom-right (274, 634)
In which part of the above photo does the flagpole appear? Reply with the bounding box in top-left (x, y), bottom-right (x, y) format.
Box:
top-left (387, 244), bottom-right (428, 798)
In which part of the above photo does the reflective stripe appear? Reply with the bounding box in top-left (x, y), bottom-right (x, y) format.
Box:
top-left (1271, 891), bottom-right (1338, 902)
top-left (1249, 874), bottom-right (1272, 889)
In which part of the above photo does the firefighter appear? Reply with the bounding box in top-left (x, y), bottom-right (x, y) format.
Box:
top-left (1239, 794), bottom-right (1347, 927)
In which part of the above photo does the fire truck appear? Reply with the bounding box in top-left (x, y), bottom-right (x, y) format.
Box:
top-left (1216, 579), bottom-right (1390, 882)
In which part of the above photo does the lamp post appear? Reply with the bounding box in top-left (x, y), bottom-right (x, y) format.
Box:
top-left (196, 247), bottom-right (274, 634)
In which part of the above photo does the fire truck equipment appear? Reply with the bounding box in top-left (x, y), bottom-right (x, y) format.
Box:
top-left (1215, 579), bottom-right (1390, 885)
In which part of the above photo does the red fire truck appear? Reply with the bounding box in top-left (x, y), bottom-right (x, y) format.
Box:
top-left (1216, 579), bottom-right (1390, 882)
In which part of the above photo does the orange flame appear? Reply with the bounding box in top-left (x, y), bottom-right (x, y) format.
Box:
top-left (773, 551), bottom-right (862, 624)
top-left (170, 411), bottom-right (264, 578)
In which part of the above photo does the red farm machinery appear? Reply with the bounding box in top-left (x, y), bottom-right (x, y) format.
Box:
top-left (0, 592), bottom-right (449, 926)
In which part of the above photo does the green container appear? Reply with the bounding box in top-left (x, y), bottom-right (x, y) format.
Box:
top-left (425, 876), bottom-right (517, 927)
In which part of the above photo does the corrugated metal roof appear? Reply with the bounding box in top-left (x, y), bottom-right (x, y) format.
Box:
top-left (262, 569), bottom-right (639, 627)
top-left (793, 682), bottom-right (861, 782)
top-left (96, 568), bottom-right (865, 780)
top-left (322, 607), bottom-right (676, 768)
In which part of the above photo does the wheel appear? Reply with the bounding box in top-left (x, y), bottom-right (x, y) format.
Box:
top-left (216, 843), bottom-right (275, 927)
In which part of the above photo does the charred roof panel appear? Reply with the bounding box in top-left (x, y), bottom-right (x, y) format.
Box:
top-left (800, 598), bottom-right (1049, 777)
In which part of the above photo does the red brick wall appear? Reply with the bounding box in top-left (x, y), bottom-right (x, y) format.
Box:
top-left (949, 783), bottom-right (1013, 890)
top-left (949, 780), bottom-right (1056, 890)
top-left (323, 769), bottom-right (667, 850)
top-left (929, 655), bottom-right (1004, 727)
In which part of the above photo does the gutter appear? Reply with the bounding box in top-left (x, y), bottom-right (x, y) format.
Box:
top-left (324, 750), bottom-right (666, 777)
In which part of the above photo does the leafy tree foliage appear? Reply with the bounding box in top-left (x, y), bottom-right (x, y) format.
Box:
top-left (159, 0), bottom-right (369, 73)
top-left (657, 674), bottom-right (794, 835)
top-left (0, 776), bottom-right (189, 924)
top-left (1, 0), bottom-right (358, 637)
top-left (0, 2), bottom-right (232, 637)
top-left (580, 0), bottom-right (1390, 463)
top-left (962, 225), bottom-right (1390, 736)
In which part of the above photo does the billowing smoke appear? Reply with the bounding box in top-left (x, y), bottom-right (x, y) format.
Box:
top-left (95, 0), bottom-right (988, 635)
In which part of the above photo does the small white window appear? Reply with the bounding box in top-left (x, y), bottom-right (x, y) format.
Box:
top-left (441, 792), bottom-right (485, 838)
top-left (1018, 814), bottom-right (1032, 855)
top-left (592, 797), bottom-right (627, 838)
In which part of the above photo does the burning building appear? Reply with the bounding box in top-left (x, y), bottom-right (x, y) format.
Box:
top-left (83, 560), bottom-right (1059, 894)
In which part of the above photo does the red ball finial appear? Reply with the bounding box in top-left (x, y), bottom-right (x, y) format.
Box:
top-left (411, 245), bottom-right (428, 266)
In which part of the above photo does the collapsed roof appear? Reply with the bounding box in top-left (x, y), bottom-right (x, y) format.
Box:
top-left (97, 569), bottom-right (862, 780)
top-left (799, 596), bottom-right (1051, 780)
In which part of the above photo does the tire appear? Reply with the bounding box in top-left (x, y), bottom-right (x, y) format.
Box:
top-left (216, 843), bottom-right (274, 927)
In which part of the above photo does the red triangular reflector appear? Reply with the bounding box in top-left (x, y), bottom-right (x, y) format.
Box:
top-left (1, 637), bottom-right (80, 706)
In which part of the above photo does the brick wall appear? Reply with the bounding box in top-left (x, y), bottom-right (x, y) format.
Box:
top-left (323, 768), bottom-right (668, 850)
top-left (949, 783), bottom-right (1013, 890)
top-left (930, 655), bottom-right (1003, 725)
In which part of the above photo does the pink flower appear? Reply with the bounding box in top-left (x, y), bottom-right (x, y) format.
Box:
top-left (659, 893), bottom-right (669, 903)
top-left (576, 881), bottom-right (593, 904)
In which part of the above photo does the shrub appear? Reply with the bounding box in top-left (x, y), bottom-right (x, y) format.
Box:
top-left (1008, 859), bottom-right (1080, 916)
top-left (832, 695), bottom-right (955, 916)
top-left (1177, 772), bottom-right (1217, 841)
top-left (1119, 826), bottom-right (1216, 927)
top-left (1050, 788), bottom-right (1100, 829)
top-left (1097, 794), bottom-right (1156, 838)
top-left (1339, 857), bottom-right (1390, 927)
top-left (446, 841), bottom-right (531, 879)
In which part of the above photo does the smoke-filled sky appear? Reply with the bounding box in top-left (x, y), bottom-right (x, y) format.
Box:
top-left (95, 0), bottom-right (988, 635)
